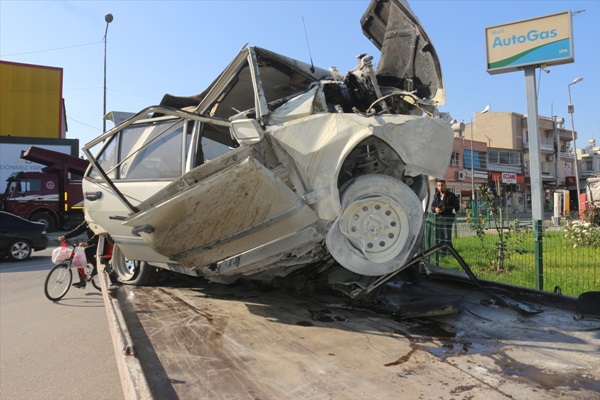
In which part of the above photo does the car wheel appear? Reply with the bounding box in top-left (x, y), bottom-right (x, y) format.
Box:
top-left (325, 174), bottom-right (423, 276)
top-left (30, 212), bottom-right (56, 232)
top-left (8, 239), bottom-right (32, 261)
top-left (110, 244), bottom-right (158, 286)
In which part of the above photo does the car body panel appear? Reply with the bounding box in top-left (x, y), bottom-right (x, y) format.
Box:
top-left (361, 0), bottom-right (444, 105)
top-left (83, 180), bottom-right (174, 263)
top-left (269, 112), bottom-right (453, 219)
top-left (123, 156), bottom-right (319, 269)
top-left (0, 211), bottom-right (49, 260)
top-left (587, 177), bottom-right (600, 208)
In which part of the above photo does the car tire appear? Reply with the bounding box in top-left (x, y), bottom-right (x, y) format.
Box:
top-left (30, 212), bottom-right (56, 232)
top-left (325, 174), bottom-right (423, 276)
top-left (8, 239), bottom-right (32, 261)
top-left (110, 244), bottom-right (160, 286)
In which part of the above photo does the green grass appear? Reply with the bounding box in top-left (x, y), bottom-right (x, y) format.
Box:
top-left (429, 230), bottom-right (600, 297)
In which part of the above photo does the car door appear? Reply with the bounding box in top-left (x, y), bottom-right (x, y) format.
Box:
top-left (122, 144), bottom-right (319, 270)
top-left (0, 212), bottom-right (12, 250)
top-left (83, 116), bottom-right (193, 263)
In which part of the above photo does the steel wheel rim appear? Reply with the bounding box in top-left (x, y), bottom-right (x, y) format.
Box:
top-left (338, 195), bottom-right (409, 264)
top-left (326, 174), bottom-right (423, 276)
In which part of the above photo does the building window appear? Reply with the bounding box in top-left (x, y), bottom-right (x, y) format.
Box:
top-left (488, 150), bottom-right (521, 166)
top-left (565, 162), bottom-right (572, 176)
top-left (510, 152), bottom-right (520, 164)
top-left (464, 150), bottom-right (487, 170)
top-left (450, 151), bottom-right (459, 167)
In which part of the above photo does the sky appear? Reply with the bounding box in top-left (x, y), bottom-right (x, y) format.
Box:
top-left (1, 0), bottom-right (599, 155)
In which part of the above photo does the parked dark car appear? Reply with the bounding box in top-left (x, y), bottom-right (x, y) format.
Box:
top-left (0, 211), bottom-right (49, 261)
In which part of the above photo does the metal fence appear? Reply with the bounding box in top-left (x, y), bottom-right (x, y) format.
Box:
top-left (423, 212), bottom-right (600, 297)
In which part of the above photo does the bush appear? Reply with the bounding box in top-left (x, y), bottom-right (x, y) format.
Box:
top-left (563, 220), bottom-right (600, 248)
top-left (466, 186), bottom-right (530, 272)
top-left (582, 206), bottom-right (600, 226)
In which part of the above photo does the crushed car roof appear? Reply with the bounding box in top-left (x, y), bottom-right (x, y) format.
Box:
top-left (157, 0), bottom-right (445, 118)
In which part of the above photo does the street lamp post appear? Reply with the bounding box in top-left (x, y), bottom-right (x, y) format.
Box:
top-left (567, 77), bottom-right (583, 212)
top-left (103, 13), bottom-right (114, 133)
top-left (470, 106), bottom-right (489, 212)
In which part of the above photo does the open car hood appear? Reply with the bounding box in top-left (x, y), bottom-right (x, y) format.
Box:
top-left (361, 0), bottom-right (444, 105)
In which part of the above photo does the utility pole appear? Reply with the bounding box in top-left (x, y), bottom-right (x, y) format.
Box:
top-left (568, 77), bottom-right (583, 211)
top-left (103, 13), bottom-right (114, 133)
top-left (552, 116), bottom-right (559, 188)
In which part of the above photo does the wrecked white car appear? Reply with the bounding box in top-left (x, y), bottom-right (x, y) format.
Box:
top-left (587, 177), bottom-right (600, 208)
top-left (82, 0), bottom-right (453, 290)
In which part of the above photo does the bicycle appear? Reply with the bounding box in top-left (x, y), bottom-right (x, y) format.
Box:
top-left (44, 241), bottom-right (101, 301)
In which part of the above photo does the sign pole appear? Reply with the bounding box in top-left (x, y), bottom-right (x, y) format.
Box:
top-left (524, 67), bottom-right (544, 290)
top-left (484, 10), bottom-right (577, 291)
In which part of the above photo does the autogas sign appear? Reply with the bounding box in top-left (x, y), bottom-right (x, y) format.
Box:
top-left (485, 11), bottom-right (573, 75)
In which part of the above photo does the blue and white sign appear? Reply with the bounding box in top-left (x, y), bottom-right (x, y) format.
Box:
top-left (486, 11), bottom-right (574, 75)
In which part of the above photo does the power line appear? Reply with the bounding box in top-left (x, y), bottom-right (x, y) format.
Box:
top-left (67, 117), bottom-right (102, 131)
top-left (109, 88), bottom-right (157, 101)
top-left (0, 41), bottom-right (102, 57)
top-left (62, 86), bottom-right (157, 101)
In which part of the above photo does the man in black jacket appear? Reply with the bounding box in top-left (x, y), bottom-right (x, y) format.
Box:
top-left (431, 180), bottom-right (460, 254)
top-left (58, 221), bottom-right (97, 288)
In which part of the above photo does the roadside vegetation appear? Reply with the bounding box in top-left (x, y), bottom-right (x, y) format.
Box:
top-left (443, 230), bottom-right (599, 297)
top-left (431, 186), bottom-right (600, 297)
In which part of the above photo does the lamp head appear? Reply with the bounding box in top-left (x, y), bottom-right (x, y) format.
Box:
top-left (105, 13), bottom-right (113, 23)
top-left (570, 77), bottom-right (583, 86)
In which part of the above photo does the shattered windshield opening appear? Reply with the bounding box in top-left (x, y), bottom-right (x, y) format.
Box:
top-left (207, 64), bottom-right (254, 120)
top-left (205, 49), bottom-right (324, 121)
top-left (255, 54), bottom-right (318, 106)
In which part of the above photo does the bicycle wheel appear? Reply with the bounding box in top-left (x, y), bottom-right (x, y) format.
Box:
top-left (90, 272), bottom-right (101, 291)
top-left (44, 263), bottom-right (73, 301)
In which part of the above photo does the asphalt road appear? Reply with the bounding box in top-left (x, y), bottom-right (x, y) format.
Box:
top-left (0, 234), bottom-right (124, 400)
